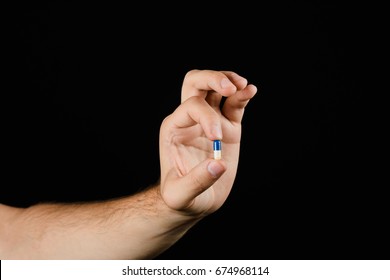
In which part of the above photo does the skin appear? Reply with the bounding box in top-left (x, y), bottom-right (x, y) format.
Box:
top-left (0, 69), bottom-right (257, 259)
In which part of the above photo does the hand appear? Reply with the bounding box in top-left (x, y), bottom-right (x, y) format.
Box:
top-left (159, 69), bottom-right (257, 215)
top-left (0, 70), bottom-right (257, 260)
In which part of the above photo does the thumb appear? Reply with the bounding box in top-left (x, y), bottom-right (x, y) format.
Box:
top-left (162, 159), bottom-right (227, 210)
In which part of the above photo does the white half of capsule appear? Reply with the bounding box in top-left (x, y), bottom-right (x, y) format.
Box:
top-left (214, 150), bottom-right (222, 160)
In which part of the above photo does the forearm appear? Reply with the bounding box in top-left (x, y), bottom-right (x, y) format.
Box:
top-left (0, 185), bottom-right (200, 259)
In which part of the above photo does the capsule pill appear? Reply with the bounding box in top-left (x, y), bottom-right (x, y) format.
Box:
top-left (213, 140), bottom-right (222, 160)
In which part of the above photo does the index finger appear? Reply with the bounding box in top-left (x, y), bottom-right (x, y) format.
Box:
top-left (181, 69), bottom-right (249, 103)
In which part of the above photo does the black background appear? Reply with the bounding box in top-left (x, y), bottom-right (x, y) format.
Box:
top-left (3, 2), bottom-right (386, 259)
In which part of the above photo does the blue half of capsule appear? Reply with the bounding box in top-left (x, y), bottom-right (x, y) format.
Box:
top-left (213, 140), bottom-right (221, 151)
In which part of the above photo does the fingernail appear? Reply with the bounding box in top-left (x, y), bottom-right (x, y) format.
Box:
top-left (220, 78), bottom-right (235, 89)
top-left (211, 124), bottom-right (222, 139)
top-left (207, 161), bottom-right (225, 178)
